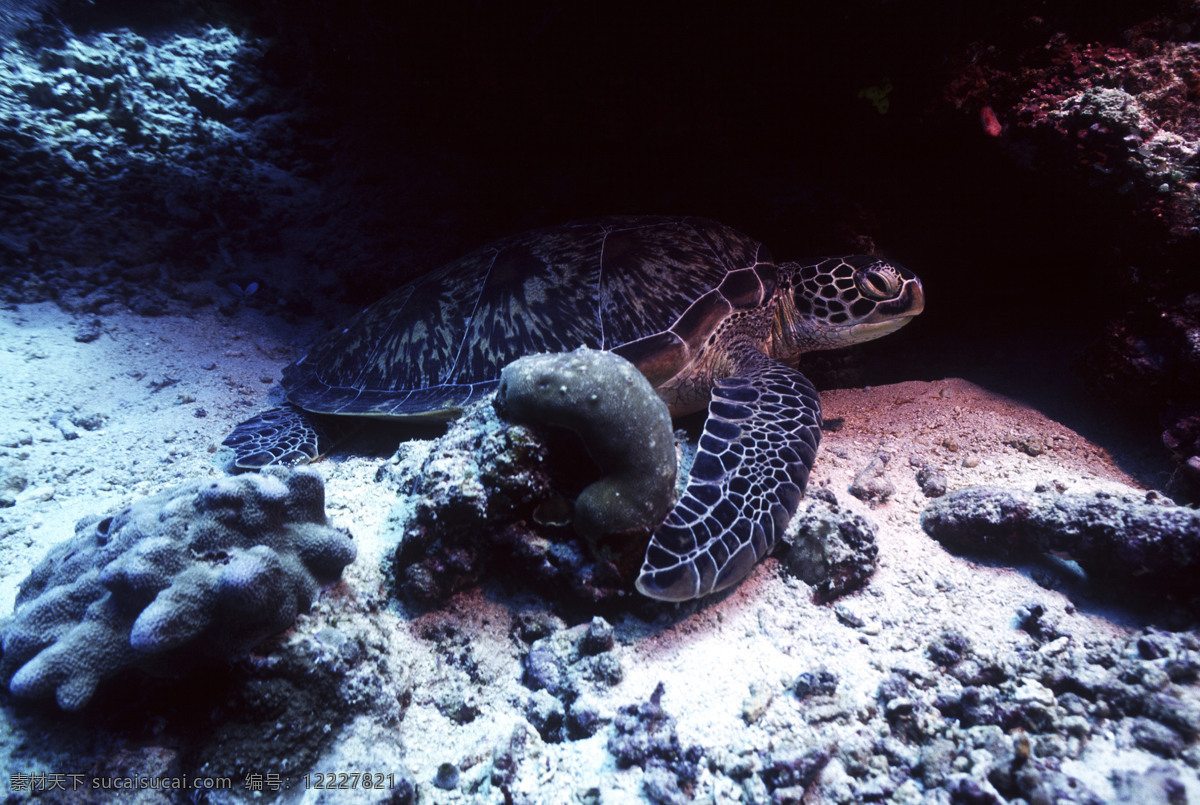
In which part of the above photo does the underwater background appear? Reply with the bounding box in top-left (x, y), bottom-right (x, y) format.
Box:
top-left (1, 1), bottom-right (1199, 802)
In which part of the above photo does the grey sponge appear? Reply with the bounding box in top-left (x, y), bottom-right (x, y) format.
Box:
top-left (496, 348), bottom-right (677, 550)
top-left (0, 467), bottom-right (355, 710)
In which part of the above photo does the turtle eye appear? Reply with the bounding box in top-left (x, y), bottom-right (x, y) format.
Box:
top-left (856, 266), bottom-right (901, 300)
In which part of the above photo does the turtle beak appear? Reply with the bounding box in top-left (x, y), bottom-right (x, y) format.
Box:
top-left (904, 280), bottom-right (925, 317)
top-left (862, 277), bottom-right (923, 324)
top-left (848, 279), bottom-right (924, 342)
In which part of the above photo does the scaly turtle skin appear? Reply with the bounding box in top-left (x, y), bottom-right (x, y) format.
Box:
top-left (224, 216), bottom-right (924, 601)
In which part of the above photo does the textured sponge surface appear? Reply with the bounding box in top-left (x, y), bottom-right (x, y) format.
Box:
top-left (496, 348), bottom-right (677, 544)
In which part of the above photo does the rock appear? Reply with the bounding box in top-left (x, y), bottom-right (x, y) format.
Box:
top-left (1016, 602), bottom-right (1060, 642)
top-left (927, 630), bottom-right (971, 666)
top-left (777, 487), bottom-right (878, 601)
top-left (433, 762), bottom-right (459, 790)
top-left (762, 746), bottom-right (830, 796)
top-left (578, 616), bottom-right (615, 655)
top-left (741, 681), bottom-right (773, 724)
top-left (642, 763), bottom-right (691, 805)
top-left (921, 485), bottom-right (1200, 604)
top-left (1111, 764), bottom-right (1190, 805)
top-left (0, 467), bottom-right (355, 710)
top-left (916, 464), bottom-right (947, 498)
top-left (523, 640), bottom-right (566, 697)
top-left (0, 461), bottom-right (29, 505)
top-left (129, 293), bottom-right (167, 317)
top-left (431, 679), bottom-right (479, 725)
top-left (793, 667), bottom-right (839, 700)
top-left (526, 689), bottom-right (566, 743)
top-left (72, 318), bottom-right (102, 343)
top-left (387, 397), bottom-right (645, 607)
top-left (48, 410), bottom-right (79, 440)
top-left (849, 452), bottom-right (895, 503)
top-left (491, 722), bottom-right (542, 792)
top-left (522, 617), bottom-right (622, 740)
top-left (945, 775), bottom-right (1005, 805)
top-left (608, 682), bottom-right (702, 802)
top-left (1130, 717), bottom-right (1185, 758)
top-left (567, 691), bottom-right (608, 740)
top-left (1144, 693), bottom-right (1200, 739)
top-left (0, 16), bottom-right (335, 324)
top-left (945, 22), bottom-right (1200, 500)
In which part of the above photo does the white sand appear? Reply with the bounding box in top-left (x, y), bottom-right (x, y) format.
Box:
top-left (0, 302), bottom-right (1192, 804)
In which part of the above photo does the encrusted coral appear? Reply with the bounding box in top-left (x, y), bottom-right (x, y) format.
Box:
top-left (1086, 293), bottom-right (1200, 502)
top-left (0, 467), bottom-right (355, 710)
top-left (385, 398), bottom-right (635, 608)
top-left (943, 15), bottom-right (1200, 501)
top-left (495, 347), bottom-right (677, 554)
top-left (777, 487), bottom-right (878, 602)
top-left (522, 616), bottom-right (622, 742)
top-left (946, 28), bottom-right (1200, 243)
top-left (2, 27), bottom-right (261, 167)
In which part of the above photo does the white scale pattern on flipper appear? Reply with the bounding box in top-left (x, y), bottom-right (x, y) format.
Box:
top-left (222, 405), bottom-right (327, 469)
top-left (635, 349), bottom-right (822, 601)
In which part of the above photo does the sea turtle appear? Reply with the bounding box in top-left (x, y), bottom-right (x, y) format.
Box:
top-left (224, 216), bottom-right (924, 601)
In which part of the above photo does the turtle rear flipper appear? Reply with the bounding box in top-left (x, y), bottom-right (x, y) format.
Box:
top-left (636, 349), bottom-right (821, 601)
top-left (223, 406), bottom-right (329, 469)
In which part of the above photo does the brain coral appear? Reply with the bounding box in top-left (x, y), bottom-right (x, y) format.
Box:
top-left (0, 467), bottom-right (355, 710)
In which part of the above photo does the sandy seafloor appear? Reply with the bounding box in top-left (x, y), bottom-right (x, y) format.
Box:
top-left (0, 301), bottom-right (1196, 804)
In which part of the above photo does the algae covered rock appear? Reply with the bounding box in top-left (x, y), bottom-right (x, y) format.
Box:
top-left (0, 467), bottom-right (355, 710)
top-left (921, 485), bottom-right (1200, 604)
top-left (522, 616), bottom-right (622, 741)
top-left (386, 346), bottom-right (678, 606)
top-left (778, 487), bottom-right (878, 602)
top-left (390, 349), bottom-right (867, 607)
top-left (496, 347), bottom-right (677, 556)
top-left (386, 398), bottom-right (636, 608)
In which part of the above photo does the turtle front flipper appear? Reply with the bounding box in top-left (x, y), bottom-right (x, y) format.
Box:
top-left (223, 406), bottom-right (329, 469)
top-left (636, 349), bottom-right (822, 601)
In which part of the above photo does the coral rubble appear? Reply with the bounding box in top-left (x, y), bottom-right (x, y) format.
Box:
top-left (522, 616), bottom-right (622, 742)
top-left (608, 683), bottom-right (703, 805)
top-left (777, 487), bottom-right (878, 602)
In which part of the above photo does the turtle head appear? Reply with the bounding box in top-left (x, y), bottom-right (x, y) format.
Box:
top-left (772, 256), bottom-right (924, 357)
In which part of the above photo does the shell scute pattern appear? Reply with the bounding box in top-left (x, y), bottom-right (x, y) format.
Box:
top-left (455, 237), bottom-right (600, 382)
top-left (597, 218), bottom-right (748, 347)
top-left (666, 291), bottom-right (732, 350)
top-left (288, 251), bottom-right (484, 413)
top-left (287, 216), bottom-right (763, 418)
top-left (716, 264), bottom-right (773, 308)
top-left (686, 216), bottom-right (770, 276)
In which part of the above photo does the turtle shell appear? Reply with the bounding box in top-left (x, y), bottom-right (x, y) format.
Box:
top-left (281, 216), bottom-right (775, 417)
